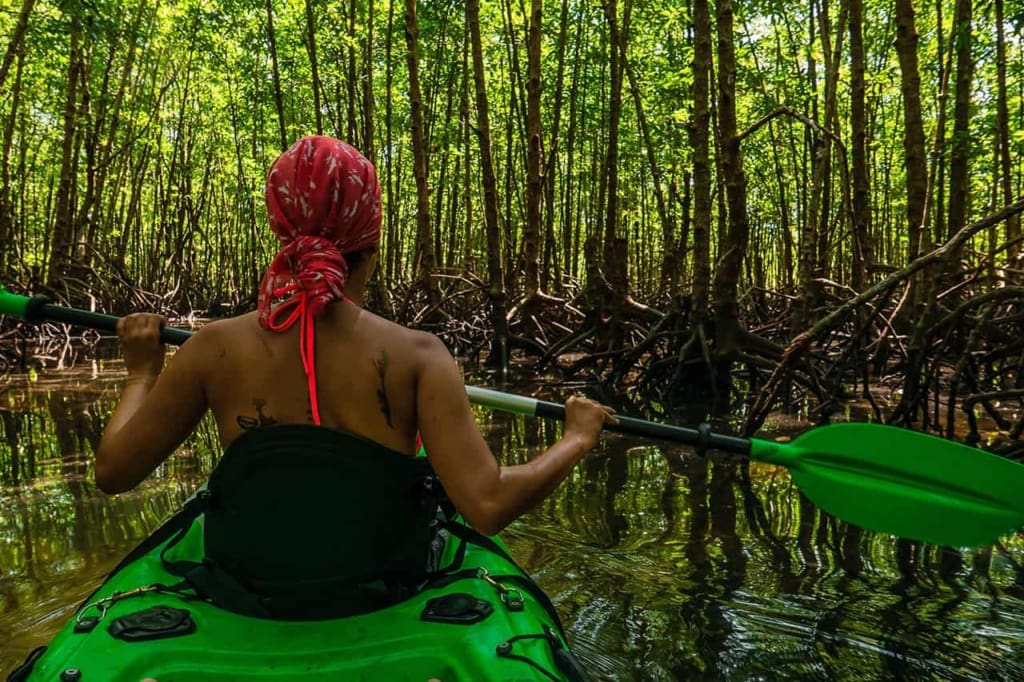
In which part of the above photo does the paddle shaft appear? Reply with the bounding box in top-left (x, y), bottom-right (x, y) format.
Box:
top-left (0, 290), bottom-right (750, 452)
top-left (464, 386), bottom-right (750, 453)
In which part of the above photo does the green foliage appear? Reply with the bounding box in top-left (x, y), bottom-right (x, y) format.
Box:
top-left (0, 0), bottom-right (1020, 307)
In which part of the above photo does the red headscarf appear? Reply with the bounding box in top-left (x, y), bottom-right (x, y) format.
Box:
top-left (257, 136), bottom-right (382, 424)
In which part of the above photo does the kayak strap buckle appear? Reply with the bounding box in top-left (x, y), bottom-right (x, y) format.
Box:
top-left (76, 585), bottom-right (161, 626)
top-left (501, 587), bottom-right (525, 611)
top-left (478, 568), bottom-right (525, 612)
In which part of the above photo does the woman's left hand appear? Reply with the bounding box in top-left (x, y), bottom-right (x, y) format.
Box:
top-left (116, 313), bottom-right (167, 379)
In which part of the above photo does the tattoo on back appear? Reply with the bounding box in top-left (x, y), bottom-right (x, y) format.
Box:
top-left (373, 348), bottom-right (394, 429)
top-left (237, 398), bottom-right (278, 430)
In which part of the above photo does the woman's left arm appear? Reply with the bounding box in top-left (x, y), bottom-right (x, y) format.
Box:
top-left (95, 314), bottom-right (212, 493)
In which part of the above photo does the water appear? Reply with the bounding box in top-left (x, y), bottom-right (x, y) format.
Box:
top-left (3, 358), bottom-right (1024, 680)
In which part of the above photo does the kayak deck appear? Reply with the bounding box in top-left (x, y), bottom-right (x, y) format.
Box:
top-left (17, 513), bottom-right (576, 681)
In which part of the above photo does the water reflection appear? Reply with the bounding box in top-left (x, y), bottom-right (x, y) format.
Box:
top-left (2, 364), bottom-right (1024, 680)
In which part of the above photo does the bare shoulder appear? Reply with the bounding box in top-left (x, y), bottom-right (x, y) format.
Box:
top-left (358, 310), bottom-right (448, 358)
top-left (406, 331), bottom-right (459, 388)
top-left (409, 328), bottom-right (448, 354)
top-left (175, 314), bottom-right (254, 362)
top-left (405, 327), bottom-right (452, 367)
top-left (187, 315), bottom-right (237, 347)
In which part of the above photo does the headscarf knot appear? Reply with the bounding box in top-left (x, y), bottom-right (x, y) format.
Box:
top-left (257, 136), bottom-right (381, 328)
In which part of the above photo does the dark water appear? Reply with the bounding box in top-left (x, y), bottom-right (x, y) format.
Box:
top-left (3, 358), bottom-right (1024, 680)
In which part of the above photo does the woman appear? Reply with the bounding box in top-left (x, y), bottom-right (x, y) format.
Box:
top-left (95, 135), bottom-right (616, 537)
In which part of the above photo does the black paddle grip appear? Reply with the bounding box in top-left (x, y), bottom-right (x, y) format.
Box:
top-left (25, 295), bottom-right (193, 346)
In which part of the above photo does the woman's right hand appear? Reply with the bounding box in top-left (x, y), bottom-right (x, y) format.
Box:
top-left (116, 313), bottom-right (167, 380)
top-left (563, 395), bottom-right (618, 452)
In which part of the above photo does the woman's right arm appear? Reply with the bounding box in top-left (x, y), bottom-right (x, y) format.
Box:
top-left (415, 335), bottom-right (615, 536)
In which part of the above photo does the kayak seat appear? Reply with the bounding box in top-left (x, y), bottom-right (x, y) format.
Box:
top-left (161, 424), bottom-right (446, 621)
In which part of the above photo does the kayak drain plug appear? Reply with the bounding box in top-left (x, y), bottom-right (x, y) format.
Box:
top-left (60, 670), bottom-right (82, 682)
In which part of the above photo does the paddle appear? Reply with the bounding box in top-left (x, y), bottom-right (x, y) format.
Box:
top-left (4, 285), bottom-right (1024, 548)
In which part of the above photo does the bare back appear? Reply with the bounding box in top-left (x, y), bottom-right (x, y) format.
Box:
top-left (96, 296), bottom-right (611, 535)
top-left (203, 303), bottom-right (431, 455)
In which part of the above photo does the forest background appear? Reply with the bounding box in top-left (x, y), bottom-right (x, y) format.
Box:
top-left (0, 0), bottom-right (1022, 441)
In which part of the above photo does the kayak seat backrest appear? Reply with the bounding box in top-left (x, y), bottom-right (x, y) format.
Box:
top-left (196, 424), bottom-right (442, 619)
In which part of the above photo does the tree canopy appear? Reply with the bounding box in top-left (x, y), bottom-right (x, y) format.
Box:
top-left (1, 0), bottom-right (1022, 435)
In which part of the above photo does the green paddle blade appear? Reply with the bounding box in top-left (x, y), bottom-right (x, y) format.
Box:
top-left (750, 422), bottom-right (1024, 547)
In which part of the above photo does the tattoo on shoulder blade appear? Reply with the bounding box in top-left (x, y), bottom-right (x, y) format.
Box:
top-left (373, 348), bottom-right (394, 429)
top-left (237, 398), bottom-right (278, 430)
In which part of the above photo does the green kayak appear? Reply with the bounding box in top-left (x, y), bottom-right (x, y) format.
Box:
top-left (8, 426), bottom-right (587, 682)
